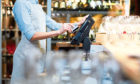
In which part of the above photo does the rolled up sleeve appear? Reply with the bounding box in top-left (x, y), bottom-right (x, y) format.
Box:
top-left (13, 1), bottom-right (36, 40)
top-left (46, 15), bottom-right (62, 30)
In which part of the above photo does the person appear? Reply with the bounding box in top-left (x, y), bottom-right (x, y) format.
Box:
top-left (11, 0), bottom-right (87, 84)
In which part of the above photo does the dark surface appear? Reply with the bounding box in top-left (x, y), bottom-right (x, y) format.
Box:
top-left (135, 0), bottom-right (140, 15)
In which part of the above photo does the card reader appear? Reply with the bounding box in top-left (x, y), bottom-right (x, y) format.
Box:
top-left (71, 15), bottom-right (95, 53)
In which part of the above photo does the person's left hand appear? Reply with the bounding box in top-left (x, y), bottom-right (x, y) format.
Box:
top-left (58, 23), bottom-right (74, 34)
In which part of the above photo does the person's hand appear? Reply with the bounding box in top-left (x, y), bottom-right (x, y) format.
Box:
top-left (77, 15), bottom-right (89, 26)
top-left (58, 23), bottom-right (73, 34)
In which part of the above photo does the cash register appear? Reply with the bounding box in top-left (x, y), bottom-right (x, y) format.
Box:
top-left (71, 15), bottom-right (95, 60)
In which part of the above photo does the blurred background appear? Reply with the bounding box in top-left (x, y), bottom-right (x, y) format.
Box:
top-left (1, 0), bottom-right (140, 84)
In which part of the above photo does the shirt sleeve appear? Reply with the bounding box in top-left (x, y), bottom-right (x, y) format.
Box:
top-left (46, 15), bottom-right (62, 30)
top-left (13, 1), bottom-right (36, 40)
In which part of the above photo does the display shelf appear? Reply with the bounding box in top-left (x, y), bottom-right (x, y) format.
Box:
top-left (42, 5), bottom-right (47, 8)
top-left (52, 11), bottom-right (109, 15)
top-left (52, 40), bottom-right (70, 44)
top-left (2, 78), bottom-right (11, 81)
top-left (56, 42), bottom-right (101, 50)
top-left (2, 54), bottom-right (13, 57)
top-left (2, 29), bottom-right (17, 31)
top-left (2, 5), bottom-right (14, 8)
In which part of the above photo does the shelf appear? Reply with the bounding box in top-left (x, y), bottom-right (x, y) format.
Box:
top-left (2, 78), bottom-right (11, 81)
top-left (2, 29), bottom-right (18, 32)
top-left (42, 5), bottom-right (47, 8)
top-left (52, 40), bottom-right (70, 44)
top-left (2, 5), bottom-right (46, 8)
top-left (56, 42), bottom-right (101, 49)
top-left (2, 5), bottom-right (14, 8)
top-left (52, 11), bottom-right (108, 15)
top-left (103, 2), bottom-right (121, 5)
top-left (2, 54), bottom-right (13, 57)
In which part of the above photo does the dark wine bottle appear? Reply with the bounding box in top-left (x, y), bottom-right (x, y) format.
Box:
top-left (95, 0), bottom-right (102, 11)
top-left (103, 0), bottom-right (110, 11)
top-left (9, 16), bottom-right (16, 29)
top-left (78, 0), bottom-right (84, 11)
top-left (83, 0), bottom-right (90, 11)
top-left (2, 57), bottom-right (7, 78)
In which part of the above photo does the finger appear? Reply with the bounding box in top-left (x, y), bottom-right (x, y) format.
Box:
top-left (83, 15), bottom-right (89, 20)
top-left (68, 29), bottom-right (72, 33)
top-left (85, 14), bottom-right (89, 18)
top-left (67, 26), bottom-right (72, 33)
top-left (64, 25), bottom-right (72, 32)
top-left (68, 23), bottom-right (74, 28)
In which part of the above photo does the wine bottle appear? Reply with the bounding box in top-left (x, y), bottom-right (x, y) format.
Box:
top-left (60, 0), bottom-right (66, 11)
top-left (9, 0), bottom-right (13, 6)
top-left (6, 39), bottom-right (16, 55)
top-left (78, 0), bottom-right (84, 11)
top-left (112, 0), bottom-right (116, 3)
top-left (115, 0), bottom-right (120, 5)
top-left (103, 0), bottom-right (110, 11)
top-left (58, 35), bottom-right (64, 41)
top-left (2, 57), bottom-right (7, 78)
top-left (54, 0), bottom-right (60, 11)
top-left (67, 0), bottom-right (72, 11)
top-left (69, 33), bottom-right (75, 40)
top-left (9, 16), bottom-right (16, 29)
top-left (89, 30), bottom-right (95, 41)
top-left (63, 32), bottom-right (68, 40)
top-left (71, 0), bottom-right (75, 2)
top-left (90, 0), bottom-right (96, 11)
top-left (108, 0), bottom-right (112, 10)
top-left (83, 0), bottom-right (90, 11)
top-left (11, 0), bottom-right (16, 5)
top-left (72, 0), bottom-right (78, 11)
top-left (7, 7), bottom-right (11, 15)
top-left (2, 32), bottom-right (7, 55)
top-left (95, 0), bottom-right (102, 11)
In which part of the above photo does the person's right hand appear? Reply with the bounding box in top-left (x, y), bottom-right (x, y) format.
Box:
top-left (77, 15), bottom-right (89, 26)
top-left (58, 23), bottom-right (73, 34)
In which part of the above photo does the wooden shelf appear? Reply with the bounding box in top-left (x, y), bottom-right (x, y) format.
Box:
top-left (2, 5), bottom-right (14, 8)
top-left (56, 42), bottom-right (101, 48)
top-left (2, 78), bottom-right (11, 81)
top-left (52, 11), bottom-right (109, 15)
top-left (52, 40), bottom-right (70, 44)
top-left (2, 54), bottom-right (13, 57)
top-left (2, 29), bottom-right (18, 32)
